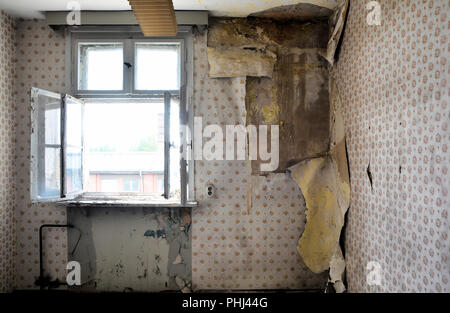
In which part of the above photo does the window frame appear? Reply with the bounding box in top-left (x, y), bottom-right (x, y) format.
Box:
top-left (30, 88), bottom-right (63, 202)
top-left (59, 26), bottom-right (194, 206)
top-left (62, 94), bottom-right (85, 199)
top-left (68, 26), bottom-right (187, 98)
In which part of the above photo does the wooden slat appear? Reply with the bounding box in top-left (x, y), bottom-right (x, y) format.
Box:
top-left (128, 0), bottom-right (177, 37)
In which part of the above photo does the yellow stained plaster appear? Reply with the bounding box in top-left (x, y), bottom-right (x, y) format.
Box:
top-left (207, 47), bottom-right (277, 78)
top-left (289, 81), bottom-right (350, 274)
top-left (260, 104), bottom-right (280, 124)
top-left (290, 157), bottom-right (346, 273)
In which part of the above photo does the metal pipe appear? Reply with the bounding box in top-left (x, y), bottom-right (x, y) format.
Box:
top-left (38, 224), bottom-right (73, 290)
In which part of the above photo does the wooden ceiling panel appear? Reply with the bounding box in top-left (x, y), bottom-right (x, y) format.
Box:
top-left (128, 0), bottom-right (178, 36)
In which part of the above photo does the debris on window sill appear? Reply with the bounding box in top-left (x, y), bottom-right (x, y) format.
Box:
top-left (58, 194), bottom-right (197, 208)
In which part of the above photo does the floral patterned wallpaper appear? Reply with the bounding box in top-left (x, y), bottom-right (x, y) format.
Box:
top-left (0, 10), bottom-right (16, 293)
top-left (332, 0), bottom-right (449, 292)
top-left (15, 20), bottom-right (68, 289)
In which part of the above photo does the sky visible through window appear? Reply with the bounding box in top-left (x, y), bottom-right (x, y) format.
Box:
top-left (80, 43), bottom-right (123, 90)
top-left (80, 41), bottom-right (181, 195)
top-left (85, 102), bottom-right (164, 154)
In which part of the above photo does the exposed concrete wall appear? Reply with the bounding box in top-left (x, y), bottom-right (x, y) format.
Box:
top-left (206, 18), bottom-right (330, 173)
top-left (246, 51), bottom-right (330, 172)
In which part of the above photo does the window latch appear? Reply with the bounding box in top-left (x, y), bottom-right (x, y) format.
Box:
top-left (124, 62), bottom-right (132, 69)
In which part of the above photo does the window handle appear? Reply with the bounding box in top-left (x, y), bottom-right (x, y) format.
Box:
top-left (124, 62), bottom-right (132, 69)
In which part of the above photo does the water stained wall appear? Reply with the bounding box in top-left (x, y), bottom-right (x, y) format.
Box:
top-left (206, 18), bottom-right (330, 173)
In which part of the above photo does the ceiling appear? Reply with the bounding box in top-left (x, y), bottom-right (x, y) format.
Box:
top-left (0, 0), bottom-right (341, 19)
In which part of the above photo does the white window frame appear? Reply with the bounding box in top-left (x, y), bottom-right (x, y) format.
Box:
top-left (30, 88), bottom-right (85, 202)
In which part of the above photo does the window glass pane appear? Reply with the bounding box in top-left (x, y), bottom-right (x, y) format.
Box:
top-left (43, 147), bottom-right (61, 198)
top-left (66, 97), bottom-right (83, 147)
top-left (78, 43), bottom-right (123, 90)
top-left (135, 43), bottom-right (180, 90)
top-left (31, 88), bottom-right (62, 200)
top-left (170, 97), bottom-right (181, 198)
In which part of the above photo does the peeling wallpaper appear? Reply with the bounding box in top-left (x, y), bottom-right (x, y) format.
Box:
top-left (191, 30), bottom-right (327, 290)
top-left (332, 0), bottom-right (449, 292)
top-left (68, 207), bottom-right (192, 292)
top-left (15, 20), bottom-right (67, 289)
top-left (0, 10), bottom-right (16, 293)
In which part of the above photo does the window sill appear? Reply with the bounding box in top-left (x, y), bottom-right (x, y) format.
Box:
top-left (58, 197), bottom-right (198, 208)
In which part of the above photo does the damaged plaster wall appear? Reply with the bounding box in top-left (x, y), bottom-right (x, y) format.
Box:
top-left (204, 15), bottom-right (351, 292)
top-left (249, 2), bottom-right (333, 21)
top-left (192, 28), bottom-right (328, 290)
top-left (332, 0), bottom-right (449, 292)
top-left (68, 208), bottom-right (191, 292)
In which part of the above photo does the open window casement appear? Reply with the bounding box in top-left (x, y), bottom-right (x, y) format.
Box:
top-left (30, 87), bottom-right (85, 202)
top-left (163, 92), bottom-right (186, 200)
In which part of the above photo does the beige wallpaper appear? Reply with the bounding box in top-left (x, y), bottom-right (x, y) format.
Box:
top-left (15, 20), bottom-right (68, 289)
top-left (191, 30), bottom-right (327, 290)
top-left (0, 10), bottom-right (16, 293)
top-left (332, 0), bottom-right (449, 292)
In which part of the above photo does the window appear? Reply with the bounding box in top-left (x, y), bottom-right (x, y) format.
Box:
top-left (135, 43), bottom-right (180, 91)
top-left (30, 27), bottom-right (194, 206)
top-left (78, 43), bottom-right (124, 91)
top-left (84, 100), bottom-right (166, 195)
